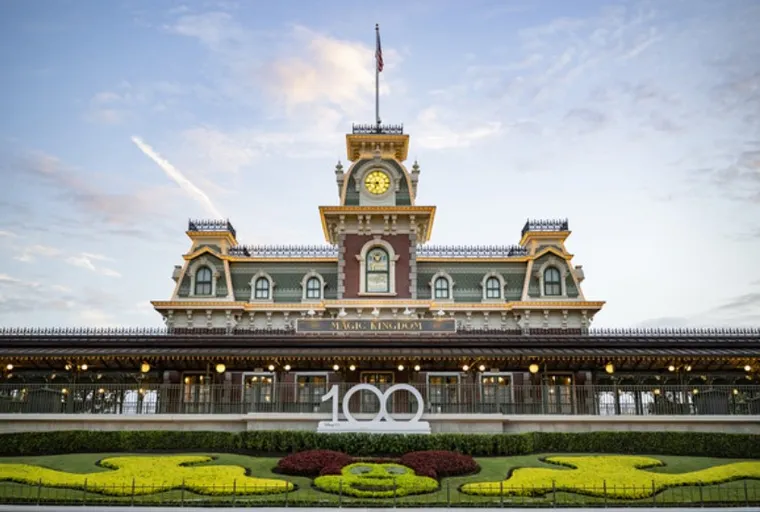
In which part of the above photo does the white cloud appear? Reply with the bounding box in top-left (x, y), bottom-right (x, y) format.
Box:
top-left (86, 81), bottom-right (187, 125)
top-left (180, 127), bottom-right (260, 174)
top-left (65, 254), bottom-right (121, 278)
top-left (131, 136), bottom-right (224, 218)
top-left (16, 149), bottom-right (180, 227)
top-left (265, 26), bottom-right (388, 112)
top-left (0, 230), bottom-right (17, 238)
top-left (81, 252), bottom-right (112, 261)
top-left (413, 107), bottom-right (502, 150)
top-left (15, 244), bottom-right (62, 262)
top-left (77, 308), bottom-right (118, 327)
top-left (167, 11), bottom-right (247, 49)
top-left (166, 13), bottom-right (399, 118)
top-left (0, 274), bottom-right (25, 285)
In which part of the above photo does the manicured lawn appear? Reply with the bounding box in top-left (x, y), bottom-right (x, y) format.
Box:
top-left (0, 452), bottom-right (758, 506)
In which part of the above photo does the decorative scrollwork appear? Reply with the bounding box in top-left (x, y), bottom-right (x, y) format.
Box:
top-left (417, 245), bottom-right (529, 258)
top-left (228, 245), bottom-right (339, 258)
top-left (187, 219), bottom-right (236, 239)
top-left (521, 219), bottom-right (569, 237)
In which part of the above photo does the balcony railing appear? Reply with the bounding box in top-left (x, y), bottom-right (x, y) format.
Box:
top-left (0, 384), bottom-right (757, 416)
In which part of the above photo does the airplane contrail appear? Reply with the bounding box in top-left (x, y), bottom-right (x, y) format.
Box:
top-left (130, 136), bottom-right (224, 219)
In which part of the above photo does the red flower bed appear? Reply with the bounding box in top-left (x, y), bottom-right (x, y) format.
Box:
top-left (276, 449), bottom-right (478, 480)
top-left (276, 450), bottom-right (354, 477)
top-left (399, 451), bottom-right (478, 479)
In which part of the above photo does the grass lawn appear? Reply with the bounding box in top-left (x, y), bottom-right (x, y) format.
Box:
top-left (0, 452), bottom-right (758, 506)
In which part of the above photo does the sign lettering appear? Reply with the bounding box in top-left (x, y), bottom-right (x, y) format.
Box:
top-left (296, 318), bottom-right (456, 333)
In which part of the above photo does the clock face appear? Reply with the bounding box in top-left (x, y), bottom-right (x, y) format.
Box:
top-left (364, 170), bottom-right (391, 195)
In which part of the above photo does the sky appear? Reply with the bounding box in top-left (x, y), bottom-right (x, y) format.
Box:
top-left (0, 0), bottom-right (759, 329)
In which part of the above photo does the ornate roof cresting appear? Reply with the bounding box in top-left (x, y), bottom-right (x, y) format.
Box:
top-left (228, 245), bottom-right (339, 258)
top-left (351, 123), bottom-right (404, 135)
top-left (188, 219), bottom-right (236, 239)
top-left (0, 326), bottom-right (757, 337)
top-left (418, 245), bottom-right (529, 258)
top-left (521, 219), bottom-right (569, 237)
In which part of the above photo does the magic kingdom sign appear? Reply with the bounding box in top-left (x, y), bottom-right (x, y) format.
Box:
top-left (296, 318), bottom-right (457, 334)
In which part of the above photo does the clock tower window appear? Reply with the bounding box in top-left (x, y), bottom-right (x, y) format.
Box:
top-left (366, 248), bottom-right (390, 293)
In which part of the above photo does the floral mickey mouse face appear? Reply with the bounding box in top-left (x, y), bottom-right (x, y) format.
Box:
top-left (275, 449), bottom-right (478, 499)
top-left (314, 463), bottom-right (438, 498)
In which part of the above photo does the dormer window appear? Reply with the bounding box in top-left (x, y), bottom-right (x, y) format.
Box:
top-left (544, 267), bottom-right (561, 296)
top-left (434, 277), bottom-right (450, 299)
top-left (481, 272), bottom-right (506, 302)
top-left (366, 247), bottom-right (390, 293)
top-left (194, 266), bottom-right (213, 295)
top-left (485, 277), bottom-right (501, 299)
top-left (306, 277), bottom-right (322, 299)
top-left (254, 277), bottom-right (270, 300)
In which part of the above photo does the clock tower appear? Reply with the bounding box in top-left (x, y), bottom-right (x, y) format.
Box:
top-left (321, 123), bottom-right (435, 301)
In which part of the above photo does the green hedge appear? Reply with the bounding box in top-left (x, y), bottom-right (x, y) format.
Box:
top-left (0, 431), bottom-right (758, 459)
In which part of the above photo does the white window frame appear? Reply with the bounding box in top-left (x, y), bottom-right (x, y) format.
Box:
top-left (426, 372), bottom-right (461, 411)
top-left (188, 257), bottom-right (221, 297)
top-left (301, 270), bottom-right (326, 302)
top-left (242, 371), bottom-right (276, 405)
top-left (535, 257), bottom-right (568, 298)
top-left (356, 237), bottom-right (400, 296)
top-left (481, 272), bottom-right (506, 302)
top-left (478, 371), bottom-right (516, 404)
top-left (429, 271), bottom-right (454, 302)
top-left (294, 371), bottom-right (330, 410)
top-left (250, 271), bottom-right (275, 302)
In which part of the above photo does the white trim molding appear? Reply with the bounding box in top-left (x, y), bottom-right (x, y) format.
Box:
top-left (480, 272), bottom-right (506, 303)
top-left (356, 237), bottom-right (400, 296)
top-left (534, 257), bottom-right (567, 298)
top-left (301, 270), bottom-right (327, 302)
top-left (429, 270), bottom-right (454, 302)
top-left (188, 257), bottom-right (222, 297)
top-left (249, 271), bottom-right (275, 302)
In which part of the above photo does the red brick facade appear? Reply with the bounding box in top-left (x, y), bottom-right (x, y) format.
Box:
top-left (342, 234), bottom-right (411, 298)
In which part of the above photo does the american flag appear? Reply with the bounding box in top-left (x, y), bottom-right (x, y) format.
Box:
top-left (375, 26), bottom-right (383, 72)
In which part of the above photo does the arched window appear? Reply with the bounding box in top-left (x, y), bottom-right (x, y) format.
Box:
top-left (485, 276), bottom-right (501, 299)
top-left (254, 277), bottom-right (270, 300)
top-left (305, 276), bottom-right (322, 299)
top-left (544, 267), bottom-right (562, 296)
top-left (194, 266), bottom-right (212, 295)
top-left (365, 247), bottom-right (389, 293)
top-left (434, 277), bottom-right (450, 299)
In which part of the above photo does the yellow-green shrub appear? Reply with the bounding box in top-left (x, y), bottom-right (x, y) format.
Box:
top-left (314, 463), bottom-right (438, 498)
top-left (0, 455), bottom-right (293, 496)
top-left (461, 455), bottom-right (760, 499)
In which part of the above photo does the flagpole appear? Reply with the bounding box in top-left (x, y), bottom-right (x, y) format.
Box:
top-left (375, 23), bottom-right (380, 130)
